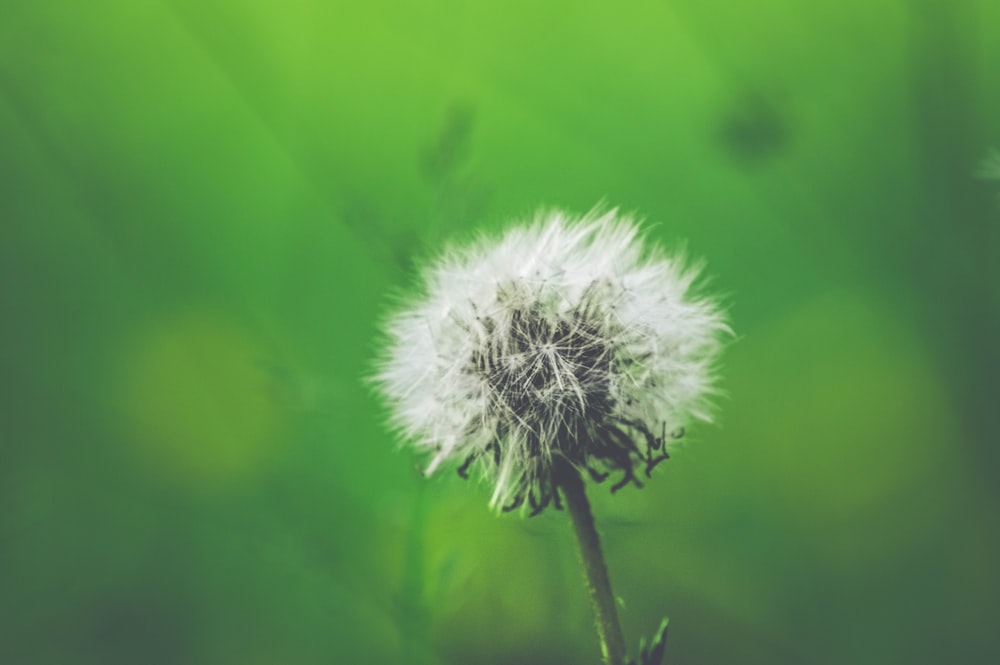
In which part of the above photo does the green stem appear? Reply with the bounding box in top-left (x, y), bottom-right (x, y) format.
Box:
top-left (555, 458), bottom-right (627, 665)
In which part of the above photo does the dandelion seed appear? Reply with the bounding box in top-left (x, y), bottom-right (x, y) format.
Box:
top-left (374, 208), bottom-right (729, 512)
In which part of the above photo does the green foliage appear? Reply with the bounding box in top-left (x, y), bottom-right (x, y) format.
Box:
top-left (630, 617), bottom-right (669, 665)
top-left (1, 1), bottom-right (999, 664)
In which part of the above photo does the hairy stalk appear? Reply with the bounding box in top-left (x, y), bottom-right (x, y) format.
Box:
top-left (555, 456), bottom-right (627, 665)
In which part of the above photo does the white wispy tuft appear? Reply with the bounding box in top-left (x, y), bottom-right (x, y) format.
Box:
top-left (373, 208), bottom-right (730, 513)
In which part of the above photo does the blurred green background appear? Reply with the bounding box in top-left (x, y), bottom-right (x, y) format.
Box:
top-left (2, 1), bottom-right (999, 663)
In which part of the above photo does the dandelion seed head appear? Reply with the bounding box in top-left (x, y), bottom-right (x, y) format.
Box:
top-left (374, 208), bottom-right (729, 512)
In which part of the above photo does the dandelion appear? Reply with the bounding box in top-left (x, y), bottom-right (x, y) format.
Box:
top-left (376, 208), bottom-right (727, 509)
top-left (374, 208), bottom-right (728, 665)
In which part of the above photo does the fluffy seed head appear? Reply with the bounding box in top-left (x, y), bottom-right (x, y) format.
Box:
top-left (374, 209), bottom-right (729, 512)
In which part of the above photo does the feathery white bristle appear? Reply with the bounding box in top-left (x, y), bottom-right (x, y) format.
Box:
top-left (374, 208), bottom-right (728, 511)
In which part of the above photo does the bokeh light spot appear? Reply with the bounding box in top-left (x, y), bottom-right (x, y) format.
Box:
top-left (118, 313), bottom-right (280, 487)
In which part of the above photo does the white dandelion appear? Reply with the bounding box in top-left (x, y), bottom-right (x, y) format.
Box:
top-left (374, 208), bottom-right (729, 513)
top-left (374, 207), bottom-right (728, 665)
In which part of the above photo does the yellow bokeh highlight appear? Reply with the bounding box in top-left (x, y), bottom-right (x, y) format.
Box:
top-left (118, 312), bottom-right (280, 487)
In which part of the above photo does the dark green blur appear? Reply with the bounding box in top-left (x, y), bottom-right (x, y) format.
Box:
top-left (2, 1), bottom-right (999, 663)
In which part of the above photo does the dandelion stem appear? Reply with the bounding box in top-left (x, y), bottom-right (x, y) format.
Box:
top-left (555, 457), bottom-right (627, 665)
